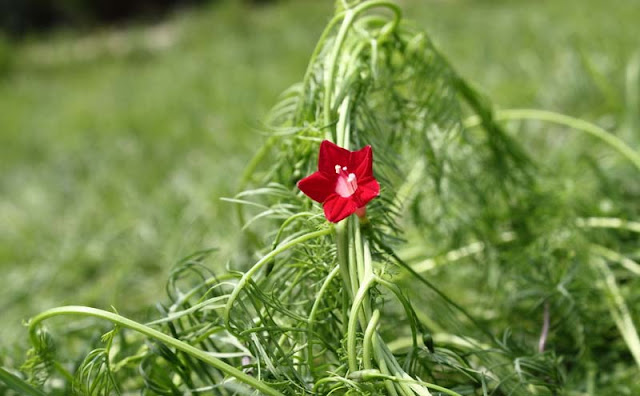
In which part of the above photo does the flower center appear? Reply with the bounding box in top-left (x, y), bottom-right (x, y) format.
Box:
top-left (334, 165), bottom-right (358, 198)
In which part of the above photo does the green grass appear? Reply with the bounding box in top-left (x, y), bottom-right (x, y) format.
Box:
top-left (0, 1), bottom-right (332, 358)
top-left (1, 0), bottom-right (638, 371)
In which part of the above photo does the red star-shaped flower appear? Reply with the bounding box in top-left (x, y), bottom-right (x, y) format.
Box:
top-left (297, 140), bottom-right (380, 223)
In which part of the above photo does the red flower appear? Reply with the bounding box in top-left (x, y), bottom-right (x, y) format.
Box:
top-left (297, 140), bottom-right (380, 223)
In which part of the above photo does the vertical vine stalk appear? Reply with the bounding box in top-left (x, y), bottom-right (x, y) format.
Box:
top-left (324, 2), bottom-right (433, 394)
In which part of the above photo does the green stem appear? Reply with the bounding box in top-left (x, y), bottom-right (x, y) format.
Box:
top-left (297, 15), bottom-right (342, 122)
top-left (0, 367), bottom-right (46, 396)
top-left (322, 1), bottom-right (401, 128)
top-left (372, 235), bottom-right (499, 344)
top-left (363, 309), bottom-right (381, 369)
top-left (323, 9), bottom-right (355, 129)
top-left (592, 259), bottom-right (640, 369)
top-left (591, 244), bottom-right (640, 276)
top-left (454, 77), bottom-right (533, 169)
top-left (465, 108), bottom-right (640, 172)
top-left (375, 276), bottom-right (418, 350)
top-left (336, 95), bottom-right (352, 148)
top-left (372, 336), bottom-right (400, 396)
top-left (307, 266), bottom-right (341, 376)
top-left (224, 227), bottom-right (333, 331)
top-left (355, 219), bottom-right (366, 284)
top-left (359, 235), bottom-right (374, 322)
top-left (405, 231), bottom-right (515, 273)
top-left (146, 295), bottom-right (228, 326)
top-left (378, 340), bottom-right (428, 396)
top-left (353, 371), bottom-right (462, 396)
top-left (302, 0), bottom-right (400, 113)
top-left (168, 272), bottom-right (237, 312)
top-left (237, 136), bottom-right (277, 193)
top-left (351, 220), bottom-right (371, 338)
top-left (577, 217), bottom-right (640, 233)
top-left (28, 306), bottom-right (284, 396)
top-left (336, 221), bottom-right (353, 299)
top-left (235, 136), bottom-right (278, 232)
top-left (347, 276), bottom-right (375, 372)
top-left (347, 221), bottom-right (360, 298)
top-left (271, 212), bottom-right (315, 250)
top-left (336, 221), bottom-right (354, 339)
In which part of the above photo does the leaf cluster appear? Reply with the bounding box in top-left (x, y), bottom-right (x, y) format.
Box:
top-left (4, 1), bottom-right (639, 395)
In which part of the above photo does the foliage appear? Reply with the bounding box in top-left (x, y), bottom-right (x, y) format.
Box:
top-left (1, 0), bottom-right (639, 395)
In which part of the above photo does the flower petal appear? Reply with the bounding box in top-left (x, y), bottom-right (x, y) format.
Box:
top-left (323, 194), bottom-right (358, 223)
top-left (297, 172), bottom-right (334, 203)
top-left (318, 140), bottom-right (351, 175)
top-left (349, 145), bottom-right (373, 179)
top-left (355, 177), bottom-right (380, 205)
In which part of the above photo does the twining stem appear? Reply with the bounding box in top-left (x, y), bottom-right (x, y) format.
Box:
top-left (363, 309), bottom-right (381, 369)
top-left (464, 108), bottom-right (640, 172)
top-left (323, 9), bottom-right (355, 129)
top-left (303, 0), bottom-right (401, 105)
top-left (351, 370), bottom-right (463, 396)
top-left (339, 219), bottom-right (433, 395)
top-left (146, 295), bottom-right (229, 326)
top-left (271, 212), bottom-right (315, 250)
top-left (224, 227), bottom-right (333, 332)
top-left (322, 1), bottom-right (401, 128)
top-left (347, 275), bottom-right (375, 372)
top-left (28, 306), bottom-right (284, 396)
top-left (322, 2), bottom-right (435, 393)
top-left (372, 335), bottom-right (400, 396)
top-left (377, 339), bottom-right (427, 396)
top-left (375, 276), bottom-right (418, 350)
top-left (354, 219), bottom-right (373, 326)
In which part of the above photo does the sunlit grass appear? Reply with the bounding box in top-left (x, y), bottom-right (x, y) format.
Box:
top-left (0, 1), bottom-right (332, 355)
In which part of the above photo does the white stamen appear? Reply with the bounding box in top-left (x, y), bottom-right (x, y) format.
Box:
top-left (335, 165), bottom-right (341, 174)
top-left (342, 166), bottom-right (347, 171)
top-left (335, 171), bottom-right (358, 198)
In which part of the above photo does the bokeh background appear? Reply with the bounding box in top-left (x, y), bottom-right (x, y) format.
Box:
top-left (1, 0), bottom-right (638, 365)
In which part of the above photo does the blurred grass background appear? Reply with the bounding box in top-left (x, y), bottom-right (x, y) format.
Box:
top-left (0, 0), bottom-right (638, 364)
